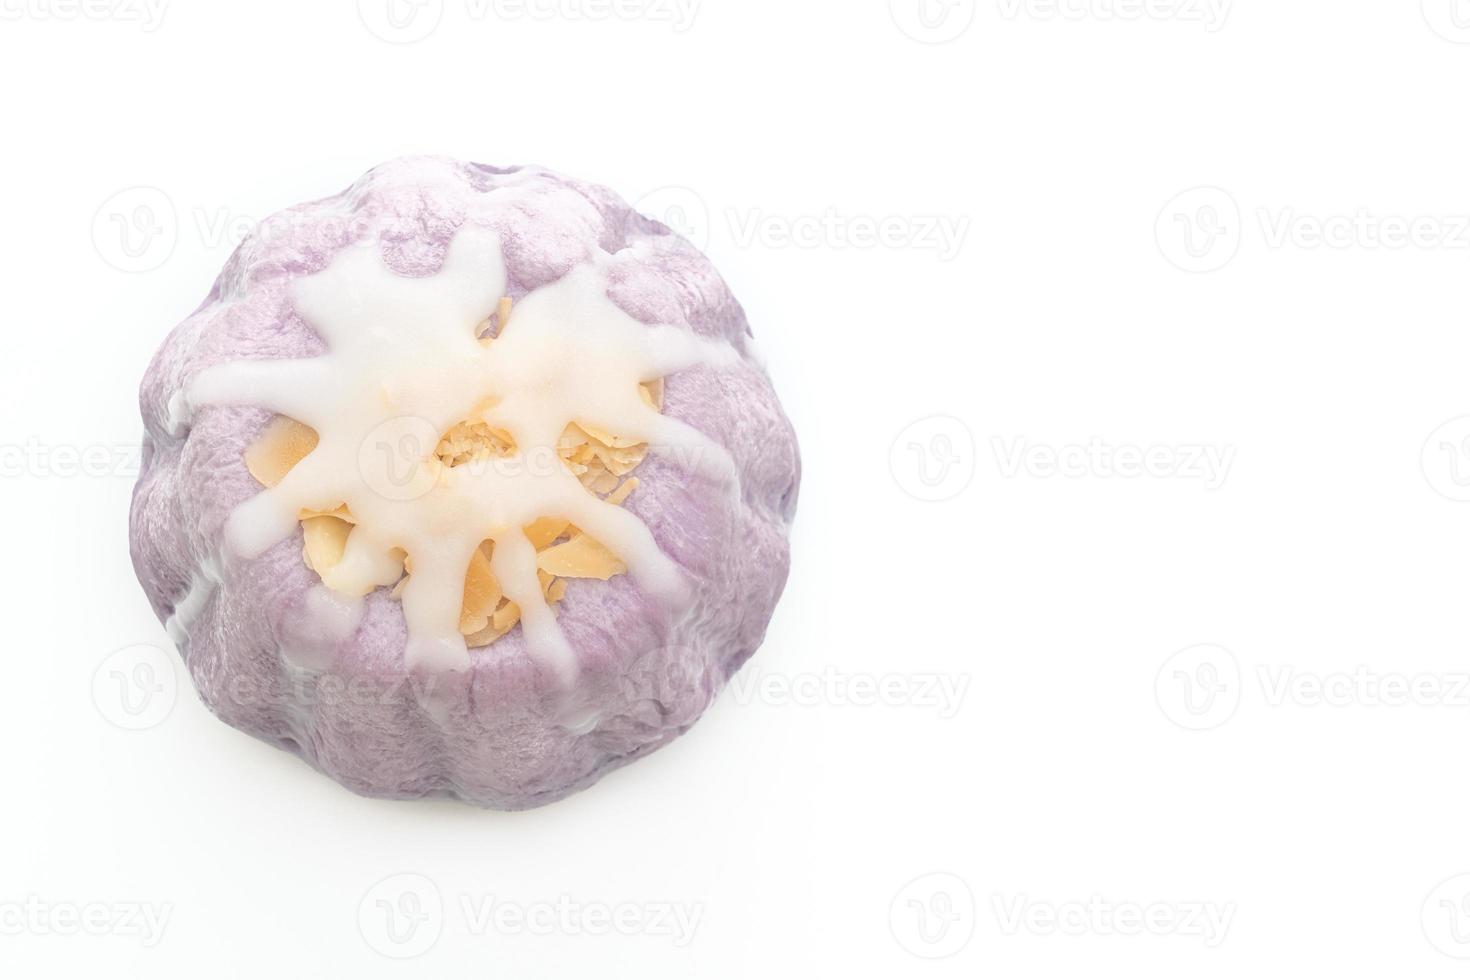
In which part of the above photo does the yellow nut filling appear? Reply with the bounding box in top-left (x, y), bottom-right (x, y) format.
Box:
top-left (242, 299), bottom-right (663, 649)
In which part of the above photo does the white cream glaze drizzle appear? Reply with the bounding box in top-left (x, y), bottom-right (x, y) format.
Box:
top-left (182, 225), bottom-right (736, 680)
top-left (164, 566), bottom-right (219, 646)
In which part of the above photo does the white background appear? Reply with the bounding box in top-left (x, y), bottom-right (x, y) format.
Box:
top-left (4, 0), bottom-right (1470, 976)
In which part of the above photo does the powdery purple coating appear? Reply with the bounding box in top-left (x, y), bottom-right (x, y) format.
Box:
top-left (130, 157), bottom-right (799, 809)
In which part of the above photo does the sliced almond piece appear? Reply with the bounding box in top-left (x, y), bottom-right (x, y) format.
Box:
top-left (639, 379), bottom-right (664, 409)
top-left (465, 615), bottom-right (514, 647)
top-left (547, 578), bottom-right (567, 603)
top-left (537, 534), bottom-right (628, 580)
top-left (492, 599), bottom-right (521, 632)
top-left (436, 419), bottom-right (516, 466)
top-left (298, 503), bottom-right (355, 523)
top-left (596, 443), bottom-right (647, 477)
top-left (523, 516), bottom-right (571, 550)
top-left (606, 478), bottom-right (638, 506)
top-left (589, 468), bottom-right (621, 494)
top-left (575, 420), bottom-right (643, 449)
top-left (558, 424), bottom-right (590, 451)
top-left (459, 544), bottom-right (503, 635)
top-left (301, 515), bottom-right (352, 576)
top-left (245, 416), bottom-right (318, 488)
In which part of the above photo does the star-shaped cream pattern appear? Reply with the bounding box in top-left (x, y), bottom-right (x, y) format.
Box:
top-left (184, 227), bottom-right (736, 680)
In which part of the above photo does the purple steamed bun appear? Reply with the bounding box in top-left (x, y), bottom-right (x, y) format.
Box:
top-left (129, 156), bottom-right (799, 809)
